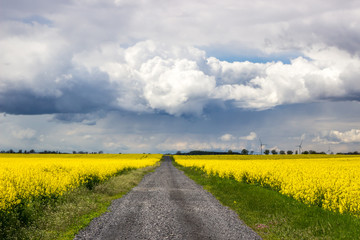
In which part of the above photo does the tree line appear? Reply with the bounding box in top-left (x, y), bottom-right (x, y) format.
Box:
top-left (0, 149), bottom-right (105, 154)
top-left (176, 149), bottom-right (360, 155)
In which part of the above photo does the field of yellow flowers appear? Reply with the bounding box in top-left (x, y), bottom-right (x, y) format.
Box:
top-left (174, 154), bottom-right (360, 217)
top-left (0, 154), bottom-right (161, 212)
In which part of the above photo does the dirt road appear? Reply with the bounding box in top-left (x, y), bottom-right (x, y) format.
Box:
top-left (74, 156), bottom-right (261, 239)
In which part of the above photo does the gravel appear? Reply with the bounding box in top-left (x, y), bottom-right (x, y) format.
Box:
top-left (74, 156), bottom-right (261, 240)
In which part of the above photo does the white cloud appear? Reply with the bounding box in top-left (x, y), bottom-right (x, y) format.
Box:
top-left (211, 46), bottom-right (360, 109)
top-left (12, 128), bottom-right (37, 140)
top-left (156, 138), bottom-right (242, 152)
top-left (72, 40), bottom-right (217, 116)
top-left (156, 141), bottom-right (194, 152)
top-left (1, 1), bottom-right (360, 117)
top-left (2, 35), bottom-right (360, 116)
top-left (2, 0), bottom-right (360, 54)
top-left (220, 133), bottom-right (235, 141)
top-left (1, 104), bottom-right (359, 154)
top-left (39, 134), bottom-right (45, 142)
top-left (83, 135), bottom-right (93, 140)
top-left (239, 132), bottom-right (257, 141)
top-left (74, 41), bottom-right (360, 115)
top-left (142, 60), bottom-right (215, 116)
top-left (0, 21), bottom-right (68, 93)
top-left (313, 129), bottom-right (360, 144)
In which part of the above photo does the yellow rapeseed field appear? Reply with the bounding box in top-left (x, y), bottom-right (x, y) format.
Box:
top-left (0, 154), bottom-right (161, 212)
top-left (174, 154), bottom-right (360, 216)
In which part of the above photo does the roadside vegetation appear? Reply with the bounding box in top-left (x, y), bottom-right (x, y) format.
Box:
top-left (174, 159), bottom-right (360, 239)
top-left (0, 164), bottom-right (158, 240)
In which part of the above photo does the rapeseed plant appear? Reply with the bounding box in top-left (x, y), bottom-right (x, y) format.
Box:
top-left (175, 155), bottom-right (360, 216)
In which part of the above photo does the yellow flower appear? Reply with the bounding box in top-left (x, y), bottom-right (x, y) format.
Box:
top-left (174, 154), bottom-right (360, 217)
top-left (0, 154), bottom-right (161, 211)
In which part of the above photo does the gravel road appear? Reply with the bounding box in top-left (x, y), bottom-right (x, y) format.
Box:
top-left (74, 156), bottom-right (261, 240)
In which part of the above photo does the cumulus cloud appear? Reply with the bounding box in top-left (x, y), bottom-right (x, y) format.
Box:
top-left (313, 129), bottom-right (360, 144)
top-left (1, 37), bottom-right (360, 117)
top-left (64, 42), bottom-right (360, 115)
top-left (71, 40), bottom-right (217, 116)
top-left (210, 46), bottom-right (360, 109)
top-left (239, 132), bottom-right (257, 141)
top-left (1, 1), bottom-right (360, 118)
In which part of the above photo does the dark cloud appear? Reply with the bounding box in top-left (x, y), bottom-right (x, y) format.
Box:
top-left (52, 112), bottom-right (105, 125)
top-left (54, 69), bottom-right (117, 113)
top-left (1, 101), bottom-right (359, 153)
top-left (1, 1), bottom-right (360, 118)
top-left (0, 89), bottom-right (57, 115)
top-left (0, 68), bottom-right (117, 115)
top-left (1, 39), bottom-right (360, 117)
top-left (1, 0), bottom-right (360, 153)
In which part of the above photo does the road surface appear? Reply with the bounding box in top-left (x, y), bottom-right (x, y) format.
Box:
top-left (74, 156), bottom-right (261, 240)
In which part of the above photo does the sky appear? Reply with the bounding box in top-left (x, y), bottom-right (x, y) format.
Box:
top-left (1, 0), bottom-right (360, 153)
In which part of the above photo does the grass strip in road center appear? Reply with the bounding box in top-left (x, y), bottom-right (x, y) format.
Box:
top-left (173, 160), bottom-right (360, 239)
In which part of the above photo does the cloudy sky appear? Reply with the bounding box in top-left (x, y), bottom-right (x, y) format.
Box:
top-left (1, 0), bottom-right (360, 153)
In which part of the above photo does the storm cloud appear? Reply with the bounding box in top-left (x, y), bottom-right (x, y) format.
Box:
top-left (1, 0), bottom-right (360, 153)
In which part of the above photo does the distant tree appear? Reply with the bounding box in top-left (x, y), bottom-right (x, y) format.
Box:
top-left (176, 151), bottom-right (182, 155)
top-left (98, 151), bottom-right (103, 154)
top-left (29, 149), bottom-right (35, 153)
top-left (271, 149), bottom-right (278, 155)
top-left (309, 150), bottom-right (317, 154)
top-left (228, 149), bottom-right (233, 154)
top-left (250, 151), bottom-right (254, 155)
top-left (295, 150), bottom-right (298, 154)
top-left (18, 149), bottom-right (22, 154)
top-left (73, 151), bottom-right (77, 154)
top-left (241, 149), bottom-right (249, 155)
top-left (302, 151), bottom-right (309, 154)
top-left (264, 149), bottom-right (270, 155)
top-left (279, 150), bottom-right (285, 155)
top-left (287, 150), bottom-right (293, 155)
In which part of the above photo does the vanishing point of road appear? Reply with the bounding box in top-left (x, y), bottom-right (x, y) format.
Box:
top-left (74, 156), bottom-right (261, 240)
